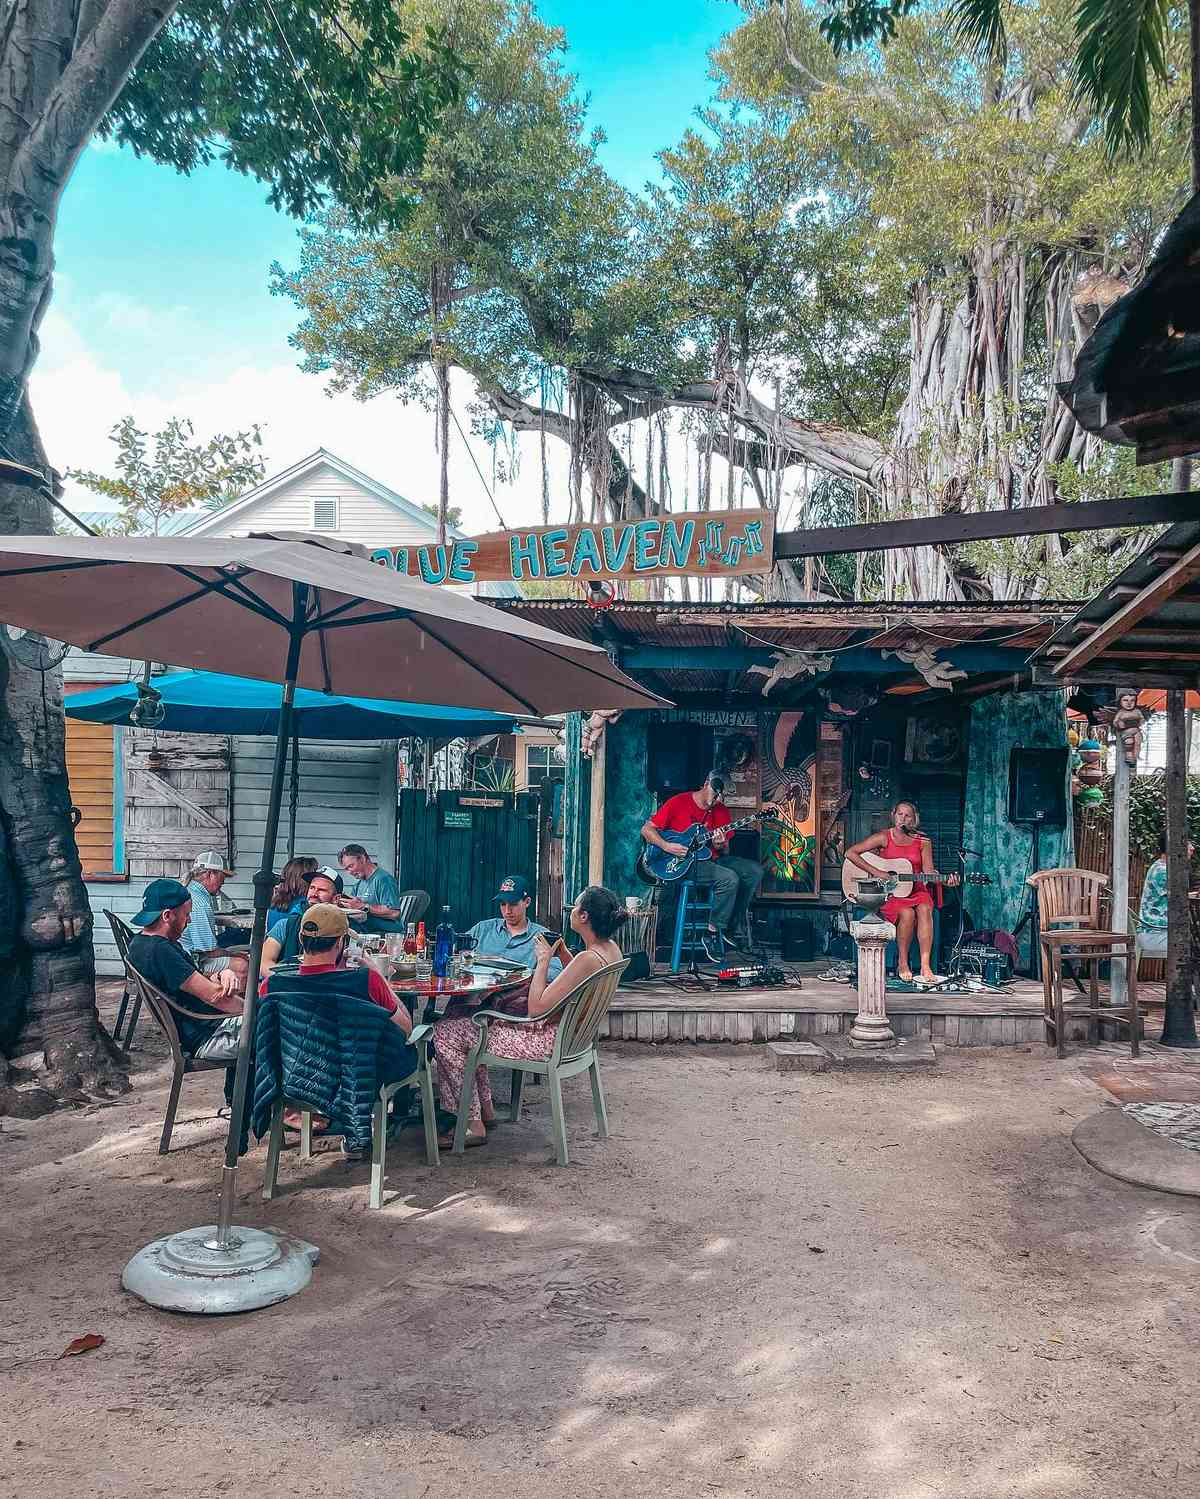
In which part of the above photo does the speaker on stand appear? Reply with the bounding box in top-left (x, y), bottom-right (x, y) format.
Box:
top-left (1008, 746), bottom-right (1070, 979)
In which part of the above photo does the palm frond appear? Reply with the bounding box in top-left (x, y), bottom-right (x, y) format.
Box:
top-left (1073, 0), bottom-right (1172, 154)
top-left (945, 0), bottom-right (1007, 60)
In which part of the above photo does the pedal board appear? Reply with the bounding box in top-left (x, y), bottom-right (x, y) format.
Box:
top-left (716, 964), bottom-right (791, 988)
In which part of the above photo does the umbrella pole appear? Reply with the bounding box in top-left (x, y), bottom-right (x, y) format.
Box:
top-left (122, 592), bottom-right (319, 1313)
top-left (287, 729), bottom-right (300, 860)
top-left (214, 618), bottom-right (305, 1247)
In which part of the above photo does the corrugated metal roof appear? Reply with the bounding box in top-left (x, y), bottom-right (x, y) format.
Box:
top-left (1033, 520), bottom-right (1200, 688)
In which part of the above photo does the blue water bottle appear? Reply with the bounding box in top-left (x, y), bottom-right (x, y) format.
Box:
top-left (432, 905), bottom-right (454, 979)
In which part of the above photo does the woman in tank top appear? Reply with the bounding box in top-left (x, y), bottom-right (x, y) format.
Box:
top-left (845, 800), bottom-right (956, 985)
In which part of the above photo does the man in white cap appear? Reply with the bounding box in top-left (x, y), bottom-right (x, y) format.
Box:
top-left (181, 850), bottom-right (248, 990)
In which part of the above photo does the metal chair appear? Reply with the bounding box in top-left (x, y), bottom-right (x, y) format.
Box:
top-left (103, 910), bottom-right (139, 1048)
top-left (123, 960), bottom-right (236, 1153)
top-left (261, 1023), bottom-right (440, 1209)
top-left (451, 957), bottom-right (629, 1165)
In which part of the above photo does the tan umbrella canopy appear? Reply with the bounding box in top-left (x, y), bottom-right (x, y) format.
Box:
top-left (0, 533), bottom-right (665, 713)
top-left (0, 533), bottom-right (664, 1310)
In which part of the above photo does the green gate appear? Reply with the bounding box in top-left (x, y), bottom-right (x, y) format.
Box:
top-left (397, 789), bottom-right (542, 928)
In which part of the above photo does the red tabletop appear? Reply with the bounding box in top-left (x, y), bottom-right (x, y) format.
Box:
top-left (389, 966), bottom-right (530, 1010)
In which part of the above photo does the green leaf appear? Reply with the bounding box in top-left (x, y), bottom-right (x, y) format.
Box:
top-left (1073, 0), bottom-right (1172, 153)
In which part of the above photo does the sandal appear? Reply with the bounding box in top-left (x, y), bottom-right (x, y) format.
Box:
top-left (437, 1130), bottom-right (487, 1149)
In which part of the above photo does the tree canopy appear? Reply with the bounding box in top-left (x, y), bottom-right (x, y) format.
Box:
top-left (277, 0), bottom-right (1189, 598)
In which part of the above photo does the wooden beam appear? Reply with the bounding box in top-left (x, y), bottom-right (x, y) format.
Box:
top-left (1051, 540), bottom-right (1200, 677)
top-left (773, 491), bottom-right (1200, 560)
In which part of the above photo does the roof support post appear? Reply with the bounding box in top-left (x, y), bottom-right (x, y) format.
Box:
top-left (1110, 739), bottom-right (1131, 1010)
top-left (1162, 690), bottom-right (1199, 1046)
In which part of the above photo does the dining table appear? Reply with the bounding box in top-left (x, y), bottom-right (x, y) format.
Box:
top-left (389, 964), bottom-right (532, 1025)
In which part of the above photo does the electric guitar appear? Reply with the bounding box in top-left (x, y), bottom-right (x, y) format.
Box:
top-left (841, 851), bottom-right (992, 903)
top-left (637, 807), bottom-right (780, 885)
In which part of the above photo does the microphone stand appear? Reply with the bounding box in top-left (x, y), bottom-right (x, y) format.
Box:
top-left (926, 847), bottom-right (975, 995)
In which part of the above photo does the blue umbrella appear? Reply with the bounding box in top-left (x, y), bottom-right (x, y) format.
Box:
top-left (67, 669), bottom-right (523, 859)
top-left (65, 669), bottom-right (522, 739)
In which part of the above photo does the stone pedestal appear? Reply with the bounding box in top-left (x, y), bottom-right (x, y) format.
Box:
top-left (849, 918), bottom-right (898, 1050)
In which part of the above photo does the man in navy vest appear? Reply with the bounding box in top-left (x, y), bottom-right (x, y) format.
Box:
top-left (265, 902), bottom-right (412, 1158)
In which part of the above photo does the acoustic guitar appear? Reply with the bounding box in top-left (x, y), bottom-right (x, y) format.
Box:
top-left (636, 807), bottom-right (779, 886)
top-left (841, 850), bottom-right (992, 902)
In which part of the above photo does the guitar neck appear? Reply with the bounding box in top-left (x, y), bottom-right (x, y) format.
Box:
top-left (700, 810), bottom-right (767, 844)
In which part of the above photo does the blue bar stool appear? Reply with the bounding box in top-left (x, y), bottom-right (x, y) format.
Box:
top-left (671, 882), bottom-right (715, 972)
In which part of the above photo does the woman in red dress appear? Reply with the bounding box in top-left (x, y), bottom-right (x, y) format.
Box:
top-left (845, 801), bottom-right (955, 984)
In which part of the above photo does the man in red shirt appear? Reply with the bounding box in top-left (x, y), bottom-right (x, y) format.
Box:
top-left (640, 770), bottom-right (765, 962)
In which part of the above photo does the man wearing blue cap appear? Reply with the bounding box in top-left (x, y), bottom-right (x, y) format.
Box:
top-left (464, 875), bottom-right (563, 977)
top-left (126, 878), bottom-right (244, 1058)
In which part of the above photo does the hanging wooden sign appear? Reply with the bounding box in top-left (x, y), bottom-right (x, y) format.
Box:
top-left (369, 508), bottom-right (774, 586)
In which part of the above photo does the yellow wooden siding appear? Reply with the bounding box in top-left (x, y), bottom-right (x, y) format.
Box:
top-left (64, 690), bottom-right (117, 876)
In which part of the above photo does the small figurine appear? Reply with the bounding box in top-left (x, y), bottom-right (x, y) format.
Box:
top-left (1095, 690), bottom-right (1147, 768)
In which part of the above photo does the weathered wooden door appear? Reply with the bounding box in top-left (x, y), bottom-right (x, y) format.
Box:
top-left (124, 730), bottom-right (232, 884)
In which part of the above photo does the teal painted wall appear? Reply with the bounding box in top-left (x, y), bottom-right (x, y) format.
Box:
top-left (962, 688), bottom-right (1072, 968)
top-left (602, 713), bottom-right (655, 898)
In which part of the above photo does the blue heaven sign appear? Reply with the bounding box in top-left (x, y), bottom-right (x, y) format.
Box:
top-left (369, 508), bottom-right (775, 585)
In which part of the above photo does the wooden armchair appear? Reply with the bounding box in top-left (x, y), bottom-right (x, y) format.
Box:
top-left (1026, 868), bottom-right (1143, 1058)
top-left (450, 957), bottom-right (629, 1164)
top-left (123, 960), bottom-right (237, 1153)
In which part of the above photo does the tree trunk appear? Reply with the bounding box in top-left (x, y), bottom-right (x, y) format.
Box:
top-left (0, 398), bottom-right (126, 1115)
top-left (0, 0), bottom-right (176, 1110)
top-left (435, 354), bottom-right (450, 544)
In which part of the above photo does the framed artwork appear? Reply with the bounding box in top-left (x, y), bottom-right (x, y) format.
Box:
top-left (904, 714), bottom-right (962, 767)
top-left (758, 710), bottom-right (820, 899)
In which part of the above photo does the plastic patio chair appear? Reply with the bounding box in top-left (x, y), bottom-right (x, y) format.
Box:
top-left (261, 1022), bottom-right (440, 1209)
top-left (451, 956), bottom-right (629, 1165)
top-left (395, 889), bottom-right (430, 929)
top-left (104, 910), bottom-right (139, 1048)
top-left (123, 960), bottom-right (237, 1153)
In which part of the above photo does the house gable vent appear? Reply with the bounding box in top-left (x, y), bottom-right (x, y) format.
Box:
top-left (312, 498), bottom-right (339, 531)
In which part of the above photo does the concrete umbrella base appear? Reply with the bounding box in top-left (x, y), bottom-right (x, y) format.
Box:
top-left (122, 1225), bottom-right (319, 1314)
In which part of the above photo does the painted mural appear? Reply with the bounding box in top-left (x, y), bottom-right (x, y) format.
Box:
top-left (758, 711), bottom-right (820, 898)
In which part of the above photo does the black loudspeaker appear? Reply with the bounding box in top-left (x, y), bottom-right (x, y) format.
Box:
top-left (647, 723), bottom-right (713, 794)
top-left (1008, 747), bottom-right (1069, 826)
top-left (782, 916), bottom-right (814, 962)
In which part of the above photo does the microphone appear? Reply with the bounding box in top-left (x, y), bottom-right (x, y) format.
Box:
top-left (959, 845), bottom-right (981, 857)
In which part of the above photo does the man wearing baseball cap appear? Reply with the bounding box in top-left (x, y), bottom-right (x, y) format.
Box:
top-left (259, 867), bottom-right (345, 982)
top-left (127, 878), bottom-right (244, 1058)
top-left (263, 901), bottom-right (412, 1159)
top-left (181, 850), bottom-right (248, 990)
top-left (462, 875), bottom-right (563, 978)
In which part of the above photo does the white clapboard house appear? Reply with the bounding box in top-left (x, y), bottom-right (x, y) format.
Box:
top-left (64, 448), bottom-right (520, 975)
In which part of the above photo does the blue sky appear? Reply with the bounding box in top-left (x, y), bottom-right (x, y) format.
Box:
top-left (38, 0), bottom-right (736, 528)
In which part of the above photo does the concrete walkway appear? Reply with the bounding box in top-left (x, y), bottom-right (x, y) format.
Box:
top-left (1072, 1106), bottom-right (1200, 1197)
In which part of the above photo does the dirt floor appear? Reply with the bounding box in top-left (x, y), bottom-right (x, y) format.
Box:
top-left (3, 987), bottom-right (1200, 1499)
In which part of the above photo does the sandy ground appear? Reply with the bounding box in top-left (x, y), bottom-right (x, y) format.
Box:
top-left (2, 987), bottom-right (1199, 1499)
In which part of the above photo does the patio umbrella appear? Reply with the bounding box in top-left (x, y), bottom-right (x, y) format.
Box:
top-left (64, 669), bottom-right (527, 858)
top-left (63, 670), bottom-right (526, 739)
top-left (0, 532), bottom-right (664, 1312)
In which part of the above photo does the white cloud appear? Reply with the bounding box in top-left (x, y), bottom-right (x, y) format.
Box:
top-left (30, 311), bottom-right (572, 535)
